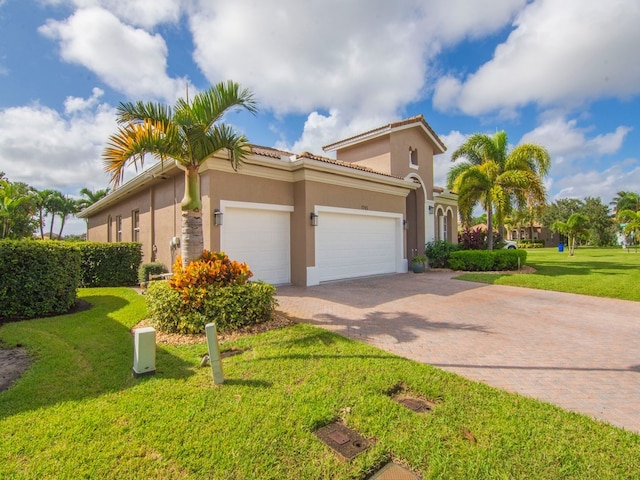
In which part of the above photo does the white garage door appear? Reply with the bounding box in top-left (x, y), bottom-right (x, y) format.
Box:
top-left (316, 210), bottom-right (400, 282)
top-left (221, 204), bottom-right (291, 285)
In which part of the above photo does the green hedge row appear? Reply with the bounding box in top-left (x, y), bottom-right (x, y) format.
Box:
top-left (0, 240), bottom-right (81, 318)
top-left (145, 280), bottom-right (278, 334)
top-left (78, 242), bottom-right (142, 287)
top-left (448, 249), bottom-right (527, 271)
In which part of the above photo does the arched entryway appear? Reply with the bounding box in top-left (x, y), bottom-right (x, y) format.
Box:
top-left (404, 174), bottom-right (426, 259)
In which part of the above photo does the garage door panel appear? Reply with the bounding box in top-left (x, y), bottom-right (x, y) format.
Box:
top-left (317, 211), bottom-right (398, 282)
top-left (221, 207), bottom-right (291, 285)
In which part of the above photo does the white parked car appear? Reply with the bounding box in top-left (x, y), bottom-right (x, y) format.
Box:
top-left (504, 240), bottom-right (517, 249)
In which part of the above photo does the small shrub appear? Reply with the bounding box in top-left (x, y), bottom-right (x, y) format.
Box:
top-left (145, 280), bottom-right (277, 334)
top-left (169, 251), bottom-right (252, 307)
top-left (138, 262), bottom-right (167, 285)
top-left (425, 240), bottom-right (460, 268)
top-left (458, 227), bottom-right (487, 250)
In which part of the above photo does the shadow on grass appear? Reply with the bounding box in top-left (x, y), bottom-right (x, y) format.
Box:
top-left (0, 294), bottom-right (194, 419)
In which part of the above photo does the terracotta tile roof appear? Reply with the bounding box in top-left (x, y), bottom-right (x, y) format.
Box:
top-left (297, 151), bottom-right (403, 179)
top-left (322, 114), bottom-right (447, 153)
top-left (249, 144), bottom-right (402, 179)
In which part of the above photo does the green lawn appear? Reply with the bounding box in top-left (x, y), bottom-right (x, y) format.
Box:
top-left (1, 288), bottom-right (639, 479)
top-left (456, 247), bottom-right (640, 301)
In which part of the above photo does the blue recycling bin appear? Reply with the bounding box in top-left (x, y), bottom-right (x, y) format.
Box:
top-left (558, 243), bottom-right (564, 252)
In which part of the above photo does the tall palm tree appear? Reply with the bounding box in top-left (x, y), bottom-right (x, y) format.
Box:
top-left (45, 190), bottom-right (66, 239)
top-left (103, 81), bottom-right (258, 265)
top-left (56, 195), bottom-right (79, 239)
top-left (34, 189), bottom-right (55, 239)
top-left (77, 187), bottom-right (110, 211)
top-left (447, 131), bottom-right (550, 250)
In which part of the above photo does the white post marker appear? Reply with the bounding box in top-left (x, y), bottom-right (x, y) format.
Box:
top-left (205, 323), bottom-right (224, 384)
top-left (133, 327), bottom-right (156, 377)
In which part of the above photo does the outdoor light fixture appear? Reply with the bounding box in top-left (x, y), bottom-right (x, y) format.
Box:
top-left (428, 205), bottom-right (434, 214)
top-left (403, 219), bottom-right (409, 230)
top-left (310, 212), bottom-right (318, 226)
top-left (213, 209), bottom-right (223, 226)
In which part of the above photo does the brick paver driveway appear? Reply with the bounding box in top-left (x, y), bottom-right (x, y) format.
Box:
top-left (277, 271), bottom-right (640, 434)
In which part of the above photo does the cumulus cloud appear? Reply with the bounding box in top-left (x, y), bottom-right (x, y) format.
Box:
top-left (433, 0), bottom-right (640, 115)
top-left (0, 99), bottom-right (115, 194)
top-left (521, 116), bottom-right (631, 163)
top-left (41, 0), bottom-right (183, 28)
top-left (39, 7), bottom-right (190, 102)
top-left (188, 0), bottom-right (525, 121)
top-left (64, 87), bottom-right (104, 114)
top-left (435, 130), bottom-right (468, 188)
top-left (551, 160), bottom-right (640, 204)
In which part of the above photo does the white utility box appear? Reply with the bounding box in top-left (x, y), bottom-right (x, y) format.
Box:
top-left (133, 327), bottom-right (156, 377)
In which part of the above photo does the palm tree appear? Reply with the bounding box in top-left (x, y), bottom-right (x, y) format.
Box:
top-left (34, 189), bottom-right (55, 239)
top-left (45, 190), bottom-right (66, 239)
top-left (617, 209), bottom-right (640, 249)
top-left (103, 81), bottom-right (257, 265)
top-left (0, 179), bottom-right (34, 239)
top-left (447, 131), bottom-right (550, 249)
top-left (552, 213), bottom-right (589, 256)
top-left (610, 191), bottom-right (640, 214)
top-left (56, 195), bottom-right (79, 238)
top-left (77, 187), bottom-right (110, 211)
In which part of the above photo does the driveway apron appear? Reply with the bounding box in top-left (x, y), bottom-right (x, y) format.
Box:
top-left (276, 272), bottom-right (640, 434)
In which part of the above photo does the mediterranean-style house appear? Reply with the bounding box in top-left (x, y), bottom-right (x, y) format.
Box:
top-left (78, 115), bottom-right (458, 286)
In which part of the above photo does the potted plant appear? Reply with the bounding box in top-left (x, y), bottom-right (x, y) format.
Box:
top-left (411, 254), bottom-right (428, 273)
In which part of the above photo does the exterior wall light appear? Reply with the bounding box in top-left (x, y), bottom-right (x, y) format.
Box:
top-left (213, 209), bottom-right (223, 226)
top-left (428, 205), bottom-right (434, 214)
top-left (310, 212), bottom-right (318, 226)
top-left (403, 219), bottom-right (409, 230)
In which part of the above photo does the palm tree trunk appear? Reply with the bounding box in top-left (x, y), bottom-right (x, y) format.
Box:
top-left (486, 202), bottom-right (494, 250)
top-left (180, 166), bottom-right (204, 266)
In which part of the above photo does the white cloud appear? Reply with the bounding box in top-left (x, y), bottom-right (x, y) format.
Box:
top-left (39, 7), bottom-right (190, 102)
top-left (434, 0), bottom-right (640, 115)
top-left (188, 0), bottom-right (525, 122)
top-left (521, 116), bottom-right (631, 161)
top-left (64, 87), bottom-right (104, 114)
top-left (551, 160), bottom-right (640, 204)
top-left (435, 130), bottom-right (468, 188)
top-left (41, 0), bottom-right (182, 28)
top-left (0, 97), bottom-right (115, 194)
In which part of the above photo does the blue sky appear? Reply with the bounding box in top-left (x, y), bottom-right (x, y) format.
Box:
top-left (1, 0), bottom-right (639, 235)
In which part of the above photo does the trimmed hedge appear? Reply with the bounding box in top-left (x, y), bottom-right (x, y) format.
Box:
top-left (0, 240), bottom-right (81, 318)
top-left (138, 262), bottom-right (167, 286)
top-left (448, 249), bottom-right (527, 271)
top-left (77, 242), bottom-right (142, 287)
top-left (145, 280), bottom-right (278, 334)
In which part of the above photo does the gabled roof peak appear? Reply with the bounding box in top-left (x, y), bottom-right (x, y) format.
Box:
top-left (322, 114), bottom-right (446, 154)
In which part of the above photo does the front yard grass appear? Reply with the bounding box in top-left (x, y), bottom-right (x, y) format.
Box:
top-left (455, 247), bottom-right (640, 301)
top-left (1, 288), bottom-right (639, 479)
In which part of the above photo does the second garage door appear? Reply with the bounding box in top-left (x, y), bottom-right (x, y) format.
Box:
top-left (220, 203), bottom-right (292, 285)
top-left (316, 208), bottom-right (401, 282)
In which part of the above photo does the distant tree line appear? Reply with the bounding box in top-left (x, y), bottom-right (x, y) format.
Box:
top-left (0, 172), bottom-right (108, 240)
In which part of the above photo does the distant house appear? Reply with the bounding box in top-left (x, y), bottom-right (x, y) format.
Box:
top-left (508, 222), bottom-right (554, 245)
top-left (78, 115), bottom-right (458, 286)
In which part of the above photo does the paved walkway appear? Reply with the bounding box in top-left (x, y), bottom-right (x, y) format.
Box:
top-left (276, 272), bottom-right (640, 434)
